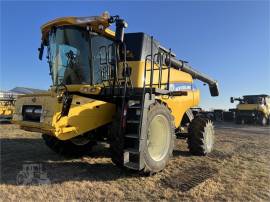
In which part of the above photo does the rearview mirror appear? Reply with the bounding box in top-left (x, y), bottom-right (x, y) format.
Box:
top-left (115, 19), bottom-right (128, 43)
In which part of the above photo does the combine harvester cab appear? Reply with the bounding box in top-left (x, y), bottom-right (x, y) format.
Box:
top-left (231, 95), bottom-right (270, 126)
top-left (13, 12), bottom-right (117, 156)
top-left (14, 12), bottom-right (219, 173)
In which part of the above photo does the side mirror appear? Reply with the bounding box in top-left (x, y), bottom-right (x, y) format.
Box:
top-left (230, 97), bottom-right (234, 103)
top-left (38, 42), bottom-right (44, 60)
top-left (115, 19), bottom-right (128, 43)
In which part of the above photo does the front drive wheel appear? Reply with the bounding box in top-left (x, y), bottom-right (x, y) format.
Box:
top-left (188, 117), bottom-right (215, 155)
top-left (258, 114), bottom-right (267, 126)
top-left (142, 103), bottom-right (175, 173)
top-left (42, 134), bottom-right (95, 157)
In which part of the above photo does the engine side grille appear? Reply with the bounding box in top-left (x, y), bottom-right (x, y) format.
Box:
top-left (22, 105), bottom-right (42, 122)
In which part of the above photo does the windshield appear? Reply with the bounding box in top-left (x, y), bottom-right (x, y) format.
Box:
top-left (48, 26), bottom-right (115, 85)
top-left (48, 26), bottom-right (91, 85)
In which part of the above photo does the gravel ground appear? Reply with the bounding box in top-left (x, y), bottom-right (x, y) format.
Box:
top-left (0, 122), bottom-right (270, 201)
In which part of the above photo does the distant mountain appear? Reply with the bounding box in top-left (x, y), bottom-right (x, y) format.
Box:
top-left (10, 87), bottom-right (48, 95)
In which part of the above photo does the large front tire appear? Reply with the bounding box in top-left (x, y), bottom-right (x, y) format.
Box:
top-left (142, 103), bottom-right (175, 173)
top-left (188, 117), bottom-right (215, 155)
top-left (42, 134), bottom-right (95, 157)
top-left (109, 103), bottom-right (175, 174)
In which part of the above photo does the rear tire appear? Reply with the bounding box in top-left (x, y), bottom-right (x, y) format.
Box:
top-left (42, 134), bottom-right (95, 157)
top-left (187, 117), bottom-right (214, 155)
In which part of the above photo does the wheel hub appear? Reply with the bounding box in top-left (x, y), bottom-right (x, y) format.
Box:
top-left (204, 121), bottom-right (214, 152)
top-left (147, 114), bottom-right (170, 161)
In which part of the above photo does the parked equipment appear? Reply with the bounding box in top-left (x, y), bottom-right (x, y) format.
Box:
top-left (13, 12), bottom-right (219, 173)
top-left (0, 93), bottom-right (15, 122)
top-left (191, 108), bottom-right (215, 121)
top-left (223, 111), bottom-right (235, 122)
top-left (213, 109), bottom-right (224, 122)
top-left (231, 94), bottom-right (270, 126)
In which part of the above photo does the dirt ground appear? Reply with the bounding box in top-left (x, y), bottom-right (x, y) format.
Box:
top-left (0, 122), bottom-right (270, 201)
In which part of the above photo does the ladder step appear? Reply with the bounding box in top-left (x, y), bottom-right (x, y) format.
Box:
top-left (125, 134), bottom-right (139, 139)
top-left (125, 148), bottom-right (139, 154)
top-left (124, 162), bottom-right (140, 170)
top-left (154, 88), bottom-right (170, 94)
top-left (126, 120), bottom-right (140, 124)
top-left (128, 105), bottom-right (141, 109)
top-left (128, 100), bottom-right (141, 106)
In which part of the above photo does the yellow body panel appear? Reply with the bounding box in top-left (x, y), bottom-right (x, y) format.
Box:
top-left (237, 104), bottom-right (258, 111)
top-left (53, 99), bottom-right (115, 140)
top-left (125, 61), bottom-right (199, 127)
top-left (13, 92), bottom-right (115, 140)
top-left (41, 14), bottom-right (115, 40)
top-left (237, 104), bottom-right (270, 116)
top-left (159, 89), bottom-right (200, 127)
top-left (13, 92), bottom-right (58, 132)
top-left (119, 61), bottom-right (193, 88)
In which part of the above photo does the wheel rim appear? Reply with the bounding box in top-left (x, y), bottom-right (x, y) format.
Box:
top-left (147, 114), bottom-right (170, 161)
top-left (262, 117), bottom-right (266, 125)
top-left (70, 136), bottom-right (90, 146)
top-left (204, 121), bottom-right (214, 152)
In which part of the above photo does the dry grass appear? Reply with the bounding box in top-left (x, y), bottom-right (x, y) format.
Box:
top-left (0, 122), bottom-right (270, 201)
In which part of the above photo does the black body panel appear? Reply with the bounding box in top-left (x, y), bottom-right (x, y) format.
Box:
top-left (124, 33), bottom-right (159, 61)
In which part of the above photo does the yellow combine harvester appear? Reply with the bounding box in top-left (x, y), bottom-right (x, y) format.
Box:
top-left (0, 93), bottom-right (15, 122)
top-left (13, 12), bottom-right (219, 173)
top-left (231, 94), bottom-right (270, 126)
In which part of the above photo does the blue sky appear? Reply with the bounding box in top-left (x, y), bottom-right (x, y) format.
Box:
top-left (1, 1), bottom-right (269, 110)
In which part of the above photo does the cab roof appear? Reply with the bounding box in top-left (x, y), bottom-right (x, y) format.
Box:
top-left (41, 12), bottom-right (115, 40)
top-left (243, 94), bottom-right (269, 98)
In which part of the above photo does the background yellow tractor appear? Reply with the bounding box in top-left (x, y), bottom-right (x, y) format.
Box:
top-left (0, 92), bottom-right (15, 122)
top-left (231, 94), bottom-right (270, 126)
top-left (13, 12), bottom-right (219, 173)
